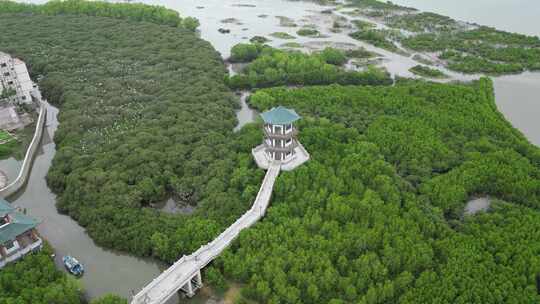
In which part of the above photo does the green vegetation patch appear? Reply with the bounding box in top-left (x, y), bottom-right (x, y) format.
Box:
top-left (409, 65), bottom-right (448, 78)
top-left (348, 0), bottom-right (415, 12)
top-left (346, 47), bottom-right (377, 59)
top-left (270, 31), bottom-right (296, 39)
top-left (0, 117), bottom-right (36, 160)
top-left (296, 28), bottom-right (321, 37)
top-left (0, 130), bottom-right (18, 158)
top-left (226, 44), bottom-right (391, 89)
top-left (0, 87), bottom-right (16, 99)
top-left (280, 42), bottom-right (303, 48)
top-left (0, 0), bottom-right (199, 31)
top-left (352, 19), bottom-right (376, 30)
top-left (230, 43), bottom-right (269, 62)
top-left (341, 0), bottom-right (540, 74)
top-left (349, 29), bottom-right (399, 52)
top-left (412, 54), bottom-right (434, 65)
top-left (332, 16), bottom-right (350, 31)
top-left (387, 12), bottom-right (460, 33)
top-left (220, 17), bottom-right (242, 25)
top-left (249, 35), bottom-right (270, 44)
top-left (0, 130), bottom-right (14, 143)
top-left (402, 27), bottom-right (540, 74)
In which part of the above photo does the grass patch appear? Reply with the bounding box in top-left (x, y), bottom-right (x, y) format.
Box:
top-left (0, 138), bottom-right (18, 158)
top-left (281, 42), bottom-right (303, 48)
top-left (296, 28), bottom-right (321, 37)
top-left (352, 19), bottom-right (376, 30)
top-left (0, 120), bottom-right (35, 160)
top-left (0, 130), bottom-right (14, 143)
top-left (346, 47), bottom-right (377, 59)
top-left (412, 54), bottom-right (434, 65)
top-left (276, 16), bottom-right (297, 27)
top-left (270, 32), bottom-right (296, 39)
top-left (249, 36), bottom-right (270, 44)
top-left (409, 65), bottom-right (448, 78)
top-left (350, 29), bottom-right (399, 52)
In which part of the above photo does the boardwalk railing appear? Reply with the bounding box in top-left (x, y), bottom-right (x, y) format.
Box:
top-left (131, 162), bottom-right (281, 304)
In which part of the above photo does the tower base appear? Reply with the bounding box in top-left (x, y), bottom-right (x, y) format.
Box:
top-left (252, 143), bottom-right (310, 171)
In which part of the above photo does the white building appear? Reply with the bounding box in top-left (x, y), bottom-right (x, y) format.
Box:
top-left (0, 52), bottom-right (37, 104)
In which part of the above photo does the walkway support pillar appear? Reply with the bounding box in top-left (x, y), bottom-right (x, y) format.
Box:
top-left (195, 270), bottom-right (203, 287)
top-left (182, 280), bottom-right (195, 298)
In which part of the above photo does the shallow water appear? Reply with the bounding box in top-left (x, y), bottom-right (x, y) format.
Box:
top-left (390, 0), bottom-right (540, 37)
top-left (493, 72), bottom-right (540, 146)
top-left (464, 197), bottom-right (491, 215)
top-left (227, 63), bottom-right (258, 130)
top-left (234, 92), bottom-right (257, 132)
top-left (157, 197), bottom-right (196, 215)
top-left (0, 156), bottom-right (21, 183)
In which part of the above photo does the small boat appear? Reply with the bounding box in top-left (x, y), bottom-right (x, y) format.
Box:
top-left (63, 255), bottom-right (84, 276)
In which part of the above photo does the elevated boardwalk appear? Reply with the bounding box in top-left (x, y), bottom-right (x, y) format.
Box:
top-left (131, 162), bottom-right (281, 304)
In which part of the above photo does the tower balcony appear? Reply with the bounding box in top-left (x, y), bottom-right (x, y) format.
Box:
top-left (263, 127), bottom-right (297, 139)
top-left (252, 143), bottom-right (310, 172)
top-left (264, 140), bottom-right (297, 153)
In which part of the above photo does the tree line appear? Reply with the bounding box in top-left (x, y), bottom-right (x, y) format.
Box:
top-left (227, 43), bottom-right (392, 89)
top-left (0, 0), bottom-right (199, 31)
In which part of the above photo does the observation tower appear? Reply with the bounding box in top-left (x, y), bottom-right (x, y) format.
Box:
top-left (252, 106), bottom-right (309, 171)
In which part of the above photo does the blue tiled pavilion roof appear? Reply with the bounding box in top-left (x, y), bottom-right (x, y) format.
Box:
top-left (0, 198), bottom-right (40, 244)
top-left (260, 106), bottom-right (301, 125)
top-left (0, 198), bottom-right (14, 218)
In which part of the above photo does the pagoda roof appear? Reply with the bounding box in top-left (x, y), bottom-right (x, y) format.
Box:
top-left (260, 106), bottom-right (301, 125)
top-left (0, 199), bottom-right (14, 218)
top-left (0, 198), bottom-right (40, 244)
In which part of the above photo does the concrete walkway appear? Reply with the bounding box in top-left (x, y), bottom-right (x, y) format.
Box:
top-left (131, 162), bottom-right (281, 304)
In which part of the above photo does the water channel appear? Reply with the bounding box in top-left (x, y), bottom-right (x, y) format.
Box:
top-left (4, 0), bottom-right (540, 302)
top-left (464, 197), bottom-right (491, 216)
top-left (3, 105), bottom-right (178, 302)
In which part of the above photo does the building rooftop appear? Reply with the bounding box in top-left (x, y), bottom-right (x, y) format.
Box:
top-left (0, 198), bottom-right (40, 243)
top-left (260, 106), bottom-right (301, 125)
top-left (0, 199), bottom-right (13, 218)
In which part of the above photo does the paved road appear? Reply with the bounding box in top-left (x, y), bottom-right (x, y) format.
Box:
top-left (131, 162), bottom-right (281, 304)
